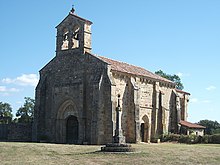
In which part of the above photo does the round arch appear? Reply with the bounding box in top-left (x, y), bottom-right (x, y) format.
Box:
top-left (57, 99), bottom-right (78, 120)
top-left (140, 115), bottom-right (150, 142)
top-left (55, 99), bottom-right (80, 144)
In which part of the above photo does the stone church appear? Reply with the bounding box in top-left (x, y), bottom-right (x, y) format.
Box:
top-left (32, 8), bottom-right (190, 144)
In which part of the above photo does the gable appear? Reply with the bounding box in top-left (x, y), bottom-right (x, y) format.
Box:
top-left (56, 13), bottom-right (92, 29)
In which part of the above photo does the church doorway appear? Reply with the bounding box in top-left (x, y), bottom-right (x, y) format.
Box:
top-left (140, 115), bottom-right (150, 142)
top-left (141, 123), bottom-right (145, 142)
top-left (66, 115), bottom-right (79, 144)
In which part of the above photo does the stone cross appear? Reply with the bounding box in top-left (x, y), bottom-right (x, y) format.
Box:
top-left (101, 95), bottom-right (134, 152)
top-left (113, 94), bottom-right (125, 144)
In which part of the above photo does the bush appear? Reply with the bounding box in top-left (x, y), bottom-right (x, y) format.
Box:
top-left (151, 136), bottom-right (161, 143)
top-left (178, 134), bottom-right (200, 144)
top-left (160, 134), bottom-right (180, 142)
top-left (159, 134), bottom-right (170, 142)
top-left (160, 133), bottom-right (220, 144)
top-left (210, 134), bottom-right (220, 144)
top-left (201, 135), bottom-right (209, 144)
top-left (178, 135), bottom-right (189, 143)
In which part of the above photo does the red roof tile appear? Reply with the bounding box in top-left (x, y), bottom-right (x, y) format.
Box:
top-left (176, 89), bottom-right (190, 95)
top-left (180, 120), bottom-right (206, 129)
top-left (97, 56), bottom-right (174, 84)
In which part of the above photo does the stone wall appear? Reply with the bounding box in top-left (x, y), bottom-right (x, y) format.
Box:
top-left (177, 91), bottom-right (190, 121)
top-left (0, 123), bottom-right (32, 142)
top-left (8, 123), bottom-right (32, 142)
top-left (0, 124), bottom-right (8, 141)
top-left (110, 70), bottom-right (177, 143)
top-left (33, 51), bottom-right (113, 144)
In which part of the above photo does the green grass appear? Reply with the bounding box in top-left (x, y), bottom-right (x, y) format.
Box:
top-left (0, 142), bottom-right (220, 165)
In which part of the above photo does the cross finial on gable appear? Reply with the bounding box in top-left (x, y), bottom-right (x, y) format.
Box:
top-left (70, 4), bottom-right (75, 14)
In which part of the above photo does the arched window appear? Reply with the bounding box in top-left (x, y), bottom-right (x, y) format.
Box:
top-left (61, 28), bottom-right (69, 50)
top-left (71, 25), bottom-right (80, 49)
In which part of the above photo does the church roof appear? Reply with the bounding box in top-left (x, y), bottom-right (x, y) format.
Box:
top-left (97, 56), bottom-right (175, 84)
top-left (176, 89), bottom-right (191, 95)
top-left (56, 10), bottom-right (92, 28)
top-left (180, 120), bottom-right (206, 129)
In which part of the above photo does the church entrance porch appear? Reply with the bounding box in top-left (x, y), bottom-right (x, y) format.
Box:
top-left (66, 115), bottom-right (79, 144)
top-left (55, 100), bottom-right (84, 144)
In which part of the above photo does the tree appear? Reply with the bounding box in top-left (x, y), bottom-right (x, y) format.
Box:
top-left (0, 102), bottom-right (13, 118)
top-left (16, 97), bottom-right (35, 123)
top-left (155, 70), bottom-right (184, 90)
top-left (198, 120), bottom-right (220, 135)
top-left (0, 102), bottom-right (13, 123)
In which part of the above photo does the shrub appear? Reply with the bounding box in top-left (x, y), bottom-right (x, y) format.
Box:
top-left (178, 134), bottom-right (220, 144)
top-left (178, 135), bottom-right (189, 143)
top-left (178, 135), bottom-right (195, 144)
top-left (201, 135), bottom-right (209, 144)
top-left (210, 134), bottom-right (220, 144)
top-left (170, 134), bottom-right (181, 141)
top-left (159, 134), bottom-right (170, 142)
top-left (159, 134), bottom-right (180, 142)
top-left (151, 136), bottom-right (160, 143)
top-left (160, 134), bottom-right (220, 144)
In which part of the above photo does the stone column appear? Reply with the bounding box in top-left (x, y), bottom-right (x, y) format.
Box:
top-left (101, 94), bottom-right (135, 152)
top-left (176, 95), bottom-right (181, 133)
top-left (68, 30), bottom-right (73, 49)
top-left (151, 82), bottom-right (160, 139)
top-left (113, 94), bottom-right (125, 144)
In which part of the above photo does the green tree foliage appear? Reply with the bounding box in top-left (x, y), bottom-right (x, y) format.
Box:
top-left (16, 97), bottom-right (35, 123)
top-left (198, 120), bottom-right (220, 135)
top-left (155, 70), bottom-right (184, 90)
top-left (0, 102), bottom-right (13, 123)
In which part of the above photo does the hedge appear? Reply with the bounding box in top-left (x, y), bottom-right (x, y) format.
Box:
top-left (159, 134), bottom-right (220, 144)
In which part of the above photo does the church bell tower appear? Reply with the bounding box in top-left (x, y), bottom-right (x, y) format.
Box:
top-left (56, 7), bottom-right (92, 54)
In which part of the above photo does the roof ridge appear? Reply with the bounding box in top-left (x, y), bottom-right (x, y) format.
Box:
top-left (94, 55), bottom-right (174, 84)
top-left (98, 55), bottom-right (148, 70)
top-left (98, 56), bottom-right (147, 73)
top-left (176, 89), bottom-right (191, 95)
top-left (180, 120), bottom-right (206, 129)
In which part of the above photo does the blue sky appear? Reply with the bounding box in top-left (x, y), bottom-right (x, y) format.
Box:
top-left (0, 0), bottom-right (219, 123)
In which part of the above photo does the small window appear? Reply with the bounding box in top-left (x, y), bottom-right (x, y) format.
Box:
top-left (71, 26), bottom-right (80, 49)
top-left (61, 28), bottom-right (69, 50)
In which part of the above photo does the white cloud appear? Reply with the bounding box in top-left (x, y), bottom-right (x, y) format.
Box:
top-left (206, 85), bottom-right (216, 91)
top-left (2, 78), bottom-right (13, 84)
top-left (176, 72), bottom-right (183, 78)
top-left (0, 92), bottom-right (9, 96)
top-left (202, 100), bottom-right (211, 103)
top-left (8, 88), bottom-right (20, 92)
top-left (2, 74), bottom-right (39, 87)
top-left (0, 86), bottom-right (20, 93)
top-left (0, 86), bottom-right (6, 92)
top-left (190, 98), bottom-right (198, 103)
top-left (190, 97), bottom-right (212, 104)
top-left (16, 101), bottom-right (23, 105)
top-left (176, 72), bottom-right (190, 78)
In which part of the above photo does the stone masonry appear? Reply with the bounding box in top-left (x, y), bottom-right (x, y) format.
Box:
top-left (32, 8), bottom-right (190, 144)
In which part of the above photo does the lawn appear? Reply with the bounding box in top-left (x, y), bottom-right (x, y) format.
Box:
top-left (0, 142), bottom-right (220, 165)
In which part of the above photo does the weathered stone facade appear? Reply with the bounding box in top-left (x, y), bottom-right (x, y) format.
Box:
top-left (0, 123), bottom-right (32, 142)
top-left (33, 9), bottom-right (190, 144)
